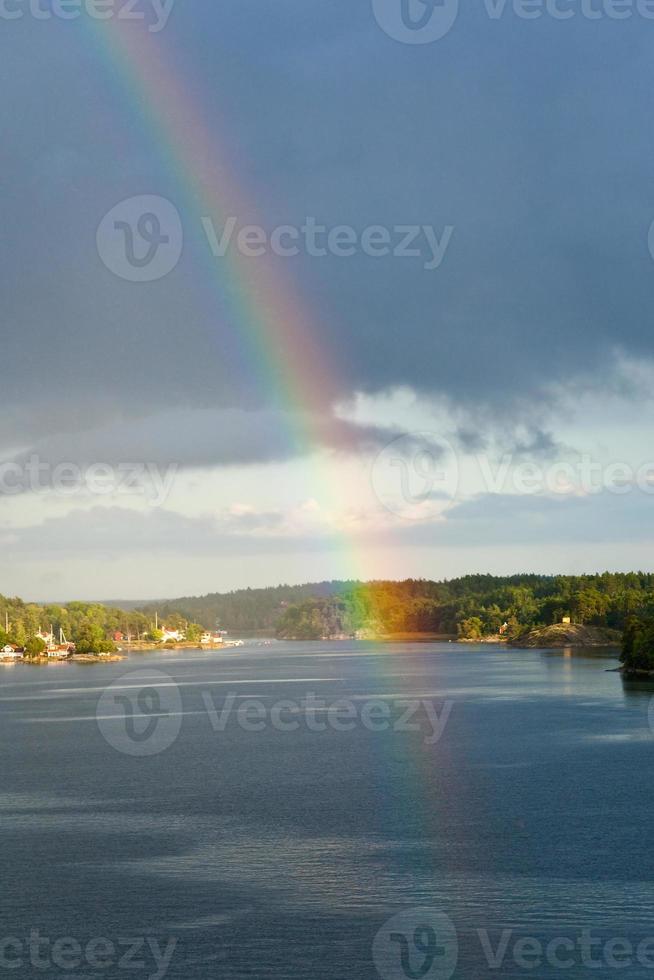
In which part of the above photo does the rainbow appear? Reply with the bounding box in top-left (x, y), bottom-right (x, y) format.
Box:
top-left (85, 22), bottom-right (452, 855)
top-left (86, 16), bottom-right (385, 581)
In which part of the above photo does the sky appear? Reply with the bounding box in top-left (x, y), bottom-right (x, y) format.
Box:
top-left (1, 0), bottom-right (654, 600)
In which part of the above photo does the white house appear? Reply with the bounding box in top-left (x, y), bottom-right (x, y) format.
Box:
top-left (200, 631), bottom-right (223, 645)
top-left (161, 627), bottom-right (184, 643)
top-left (1, 645), bottom-right (23, 659)
top-left (47, 646), bottom-right (70, 659)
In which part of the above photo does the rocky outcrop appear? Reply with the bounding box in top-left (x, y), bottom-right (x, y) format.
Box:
top-left (509, 623), bottom-right (621, 648)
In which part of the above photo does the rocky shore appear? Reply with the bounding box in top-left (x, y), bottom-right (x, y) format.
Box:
top-left (509, 623), bottom-right (621, 648)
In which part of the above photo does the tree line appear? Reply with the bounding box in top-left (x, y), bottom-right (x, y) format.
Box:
top-left (0, 597), bottom-right (151, 655)
top-left (272, 573), bottom-right (654, 640)
top-left (135, 582), bottom-right (360, 633)
top-left (6, 573), bottom-right (654, 654)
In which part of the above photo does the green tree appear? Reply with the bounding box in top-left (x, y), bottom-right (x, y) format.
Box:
top-left (185, 623), bottom-right (203, 643)
top-left (24, 636), bottom-right (47, 659)
top-left (457, 617), bottom-right (483, 640)
top-left (481, 604), bottom-right (504, 634)
top-left (74, 623), bottom-right (116, 655)
top-left (10, 620), bottom-right (27, 647)
top-left (504, 615), bottom-right (523, 641)
top-left (621, 615), bottom-right (654, 672)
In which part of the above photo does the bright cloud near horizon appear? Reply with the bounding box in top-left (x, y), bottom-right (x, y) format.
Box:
top-left (1, 1), bottom-right (654, 600)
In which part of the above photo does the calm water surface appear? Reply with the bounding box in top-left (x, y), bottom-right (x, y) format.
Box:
top-left (1, 641), bottom-right (654, 979)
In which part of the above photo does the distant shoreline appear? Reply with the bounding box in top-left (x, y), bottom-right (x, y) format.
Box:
top-left (279, 627), bottom-right (623, 649)
top-left (1, 629), bottom-right (625, 665)
top-left (1, 653), bottom-right (127, 666)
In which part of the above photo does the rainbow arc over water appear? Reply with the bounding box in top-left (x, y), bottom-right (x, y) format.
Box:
top-left (86, 14), bottom-right (460, 866)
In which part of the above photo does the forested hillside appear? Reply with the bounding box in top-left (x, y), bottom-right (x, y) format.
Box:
top-left (136, 581), bottom-right (359, 632)
top-left (136, 573), bottom-right (654, 639)
top-left (274, 574), bottom-right (654, 639)
top-left (7, 573), bottom-right (652, 649)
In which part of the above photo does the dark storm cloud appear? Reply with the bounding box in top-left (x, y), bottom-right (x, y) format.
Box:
top-left (5, 410), bottom-right (411, 471)
top-left (2, 1), bottom-right (654, 463)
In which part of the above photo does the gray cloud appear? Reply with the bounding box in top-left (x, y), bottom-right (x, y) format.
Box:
top-left (2, 0), bottom-right (654, 597)
top-left (2, 490), bottom-right (652, 565)
top-left (0, 506), bottom-right (326, 559)
top-left (1, 1), bottom-right (654, 468)
top-left (394, 491), bottom-right (654, 548)
top-left (2, 410), bottom-right (421, 481)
